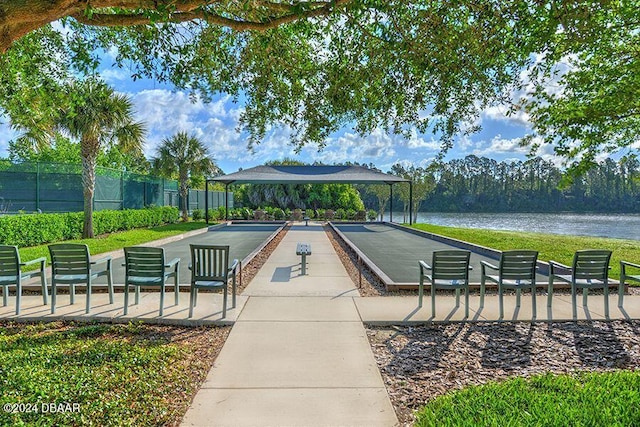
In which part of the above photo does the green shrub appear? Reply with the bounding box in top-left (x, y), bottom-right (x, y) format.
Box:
top-left (273, 208), bottom-right (285, 220)
top-left (306, 209), bottom-right (316, 219)
top-left (346, 209), bottom-right (356, 220)
top-left (192, 209), bottom-right (204, 221)
top-left (316, 209), bottom-right (326, 220)
top-left (367, 209), bottom-right (377, 221)
top-left (335, 208), bottom-right (346, 220)
top-left (0, 206), bottom-right (179, 247)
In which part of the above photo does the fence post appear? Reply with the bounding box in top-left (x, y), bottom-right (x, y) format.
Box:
top-left (35, 162), bottom-right (40, 212)
top-left (121, 168), bottom-right (125, 210)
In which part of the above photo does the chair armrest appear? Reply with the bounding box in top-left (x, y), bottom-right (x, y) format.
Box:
top-left (548, 260), bottom-right (570, 276)
top-left (228, 259), bottom-right (239, 274)
top-left (479, 260), bottom-right (494, 276)
top-left (480, 260), bottom-right (498, 270)
top-left (621, 260), bottom-right (640, 277)
top-left (166, 258), bottom-right (180, 269)
top-left (621, 260), bottom-right (640, 270)
top-left (91, 256), bottom-right (112, 267)
top-left (21, 257), bottom-right (47, 269)
top-left (418, 260), bottom-right (431, 275)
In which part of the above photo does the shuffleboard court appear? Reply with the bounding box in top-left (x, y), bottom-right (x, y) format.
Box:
top-left (331, 222), bottom-right (546, 289)
top-left (106, 222), bottom-right (284, 285)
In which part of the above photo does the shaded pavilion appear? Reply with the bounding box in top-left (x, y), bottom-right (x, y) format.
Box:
top-left (206, 165), bottom-right (413, 224)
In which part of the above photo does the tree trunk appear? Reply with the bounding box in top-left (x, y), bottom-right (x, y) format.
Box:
top-left (81, 147), bottom-right (97, 238)
top-left (179, 172), bottom-right (189, 222)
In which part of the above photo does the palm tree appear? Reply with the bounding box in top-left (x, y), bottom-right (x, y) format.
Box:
top-left (12, 78), bottom-right (146, 238)
top-left (152, 132), bottom-right (221, 221)
top-left (60, 79), bottom-right (146, 237)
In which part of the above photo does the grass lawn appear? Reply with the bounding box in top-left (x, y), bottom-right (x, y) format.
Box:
top-left (18, 221), bottom-right (210, 271)
top-left (410, 223), bottom-right (640, 279)
top-left (415, 371), bottom-right (640, 427)
top-left (0, 321), bottom-right (229, 427)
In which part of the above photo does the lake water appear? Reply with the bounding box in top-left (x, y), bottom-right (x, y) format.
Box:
top-left (382, 212), bottom-right (640, 241)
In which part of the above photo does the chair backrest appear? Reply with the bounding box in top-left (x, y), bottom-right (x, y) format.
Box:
top-left (190, 245), bottom-right (230, 282)
top-left (499, 250), bottom-right (538, 281)
top-left (49, 244), bottom-right (90, 276)
top-left (0, 245), bottom-right (20, 276)
top-left (572, 250), bottom-right (612, 281)
top-left (124, 247), bottom-right (165, 278)
top-left (431, 250), bottom-right (471, 282)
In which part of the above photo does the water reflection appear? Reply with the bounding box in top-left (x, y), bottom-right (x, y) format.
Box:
top-left (382, 212), bottom-right (640, 241)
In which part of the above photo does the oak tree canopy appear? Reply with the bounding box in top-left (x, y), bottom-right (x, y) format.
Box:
top-left (1, 1), bottom-right (639, 176)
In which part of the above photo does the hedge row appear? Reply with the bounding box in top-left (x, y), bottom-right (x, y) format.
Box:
top-left (0, 206), bottom-right (179, 247)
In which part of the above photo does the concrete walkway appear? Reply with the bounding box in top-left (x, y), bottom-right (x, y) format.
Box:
top-left (181, 224), bottom-right (399, 426)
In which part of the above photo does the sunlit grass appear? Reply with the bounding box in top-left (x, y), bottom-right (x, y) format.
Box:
top-left (19, 222), bottom-right (209, 269)
top-left (415, 371), bottom-right (640, 427)
top-left (0, 321), bottom-right (223, 427)
top-left (410, 223), bottom-right (640, 279)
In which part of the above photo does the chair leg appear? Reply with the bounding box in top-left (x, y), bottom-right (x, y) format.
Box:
top-left (41, 272), bottom-right (48, 305)
top-left (124, 285), bottom-right (129, 315)
top-left (2, 284), bottom-right (7, 307)
top-left (618, 280), bottom-right (624, 307)
top-left (418, 274), bottom-right (424, 307)
top-left (194, 287), bottom-right (198, 306)
top-left (135, 286), bottom-right (140, 305)
top-left (480, 277), bottom-right (485, 308)
top-left (516, 289), bottom-right (521, 308)
top-left (582, 288), bottom-right (588, 307)
top-left (159, 285), bottom-right (165, 317)
top-left (70, 284), bottom-right (75, 305)
top-left (531, 286), bottom-right (537, 320)
top-left (51, 282), bottom-right (57, 314)
top-left (571, 284), bottom-right (578, 320)
top-left (86, 280), bottom-right (91, 314)
top-left (189, 287), bottom-right (195, 318)
top-left (431, 284), bottom-right (436, 318)
top-left (464, 288), bottom-right (469, 318)
top-left (604, 283), bottom-right (610, 319)
top-left (547, 276), bottom-right (553, 307)
top-left (107, 270), bottom-right (114, 305)
top-left (15, 282), bottom-right (21, 315)
top-left (222, 287), bottom-right (227, 319)
top-left (174, 275), bottom-right (179, 306)
top-left (498, 285), bottom-right (504, 320)
top-left (455, 288), bottom-right (460, 307)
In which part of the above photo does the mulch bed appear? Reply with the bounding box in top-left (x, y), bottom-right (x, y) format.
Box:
top-left (368, 320), bottom-right (640, 425)
top-left (326, 224), bottom-right (640, 425)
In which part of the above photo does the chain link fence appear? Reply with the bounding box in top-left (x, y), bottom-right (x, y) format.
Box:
top-left (0, 162), bottom-right (231, 214)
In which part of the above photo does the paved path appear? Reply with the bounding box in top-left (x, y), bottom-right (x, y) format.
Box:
top-left (181, 224), bottom-right (399, 426)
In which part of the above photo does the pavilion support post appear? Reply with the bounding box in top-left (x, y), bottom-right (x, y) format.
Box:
top-left (389, 184), bottom-right (393, 223)
top-left (205, 180), bottom-right (209, 224)
top-left (225, 183), bottom-right (230, 221)
top-left (409, 181), bottom-right (413, 225)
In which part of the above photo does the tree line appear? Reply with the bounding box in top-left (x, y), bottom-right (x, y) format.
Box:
top-left (417, 155), bottom-right (640, 213)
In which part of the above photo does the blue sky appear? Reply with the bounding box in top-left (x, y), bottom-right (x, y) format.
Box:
top-left (0, 47), bottom-right (563, 175)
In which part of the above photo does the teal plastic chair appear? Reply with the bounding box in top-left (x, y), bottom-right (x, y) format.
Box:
top-left (123, 246), bottom-right (179, 316)
top-left (48, 244), bottom-right (113, 314)
top-left (481, 250), bottom-right (538, 320)
top-left (548, 250), bottom-right (612, 319)
top-left (419, 250), bottom-right (472, 318)
top-left (0, 245), bottom-right (48, 314)
top-left (189, 245), bottom-right (238, 319)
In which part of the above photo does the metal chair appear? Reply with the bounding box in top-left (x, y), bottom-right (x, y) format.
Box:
top-left (419, 250), bottom-right (472, 318)
top-left (548, 250), bottom-right (612, 319)
top-left (189, 245), bottom-right (238, 319)
top-left (481, 250), bottom-right (538, 320)
top-left (619, 260), bottom-right (640, 308)
top-left (48, 243), bottom-right (113, 314)
top-left (0, 245), bottom-right (48, 314)
top-left (123, 246), bottom-right (179, 316)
